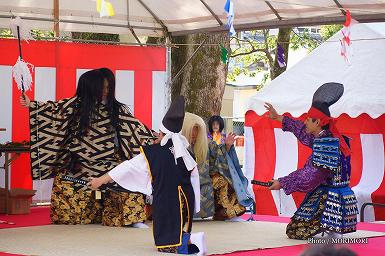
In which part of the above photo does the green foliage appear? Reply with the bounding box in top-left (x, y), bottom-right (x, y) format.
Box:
top-left (72, 32), bottom-right (119, 42)
top-left (320, 24), bottom-right (343, 40)
top-left (290, 31), bottom-right (320, 52)
top-left (228, 24), bottom-right (342, 86)
top-left (0, 28), bottom-right (56, 40)
top-left (31, 30), bottom-right (55, 39)
top-left (0, 29), bottom-right (12, 37)
top-left (1, 28), bottom-right (120, 43)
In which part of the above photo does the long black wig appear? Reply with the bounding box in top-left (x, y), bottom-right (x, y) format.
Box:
top-left (98, 68), bottom-right (124, 128)
top-left (75, 68), bottom-right (124, 135)
top-left (75, 69), bottom-right (104, 135)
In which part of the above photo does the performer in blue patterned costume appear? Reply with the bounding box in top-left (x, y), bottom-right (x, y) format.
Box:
top-left (266, 83), bottom-right (358, 240)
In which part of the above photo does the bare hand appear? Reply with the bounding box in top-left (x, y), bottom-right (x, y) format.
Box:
top-left (153, 131), bottom-right (162, 144)
top-left (225, 132), bottom-right (237, 151)
top-left (88, 176), bottom-right (106, 190)
top-left (268, 180), bottom-right (282, 190)
top-left (20, 93), bottom-right (31, 108)
top-left (264, 103), bottom-right (282, 122)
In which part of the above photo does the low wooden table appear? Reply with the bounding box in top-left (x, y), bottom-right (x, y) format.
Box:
top-left (0, 144), bottom-right (30, 214)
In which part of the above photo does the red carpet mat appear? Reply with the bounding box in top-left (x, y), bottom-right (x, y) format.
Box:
top-left (0, 206), bottom-right (51, 229)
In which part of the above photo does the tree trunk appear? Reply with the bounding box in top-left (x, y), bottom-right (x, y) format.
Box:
top-left (271, 27), bottom-right (291, 79)
top-left (171, 33), bottom-right (230, 120)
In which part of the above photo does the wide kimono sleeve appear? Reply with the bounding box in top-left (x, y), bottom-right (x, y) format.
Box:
top-left (190, 166), bottom-right (201, 213)
top-left (282, 116), bottom-right (315, 148)
top-left (118, 106), bottom-right (154, 159)
top-left (29, 97), bottom-right (78, 179)
top-left (278, 158), bottom-right (332, 195)
top-left (108, 153), bottom-right (153, 196)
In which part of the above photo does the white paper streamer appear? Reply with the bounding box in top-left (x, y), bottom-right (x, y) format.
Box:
top-left (10, 16), bottom-right (34, 42)
top-left (12, 57), bottom-right (34, 92)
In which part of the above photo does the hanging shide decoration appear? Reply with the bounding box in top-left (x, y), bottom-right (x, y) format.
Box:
top-left (340, 10), bottom-right (358, 65)
top-left (10, 16), bottom-right (35, 93)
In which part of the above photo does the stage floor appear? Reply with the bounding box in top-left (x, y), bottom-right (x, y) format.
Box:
top-left (0, 220), bottom-right (384, 256)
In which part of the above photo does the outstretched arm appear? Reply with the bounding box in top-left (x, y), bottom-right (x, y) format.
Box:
top-left (281, 116), bottom-right (314, 147)
top-left (20, 93), bottom-right (73, 114)
top-left (89, 173), bottom-right (113, 190)
top-left (265, 102), bottom-right (314, 147)
top-left (277, 163), bottom-right (331, 195)
top-left (89, 153), bottom-right (152, 195)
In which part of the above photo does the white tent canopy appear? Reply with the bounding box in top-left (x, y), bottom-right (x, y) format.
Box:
top-left (245, 23), bottom-right (385, 119)
top-left (1, 0), bottom-right (385, 37)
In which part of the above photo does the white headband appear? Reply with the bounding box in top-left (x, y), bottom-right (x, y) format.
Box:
top-left (159, 123), bottom-right (197, 171)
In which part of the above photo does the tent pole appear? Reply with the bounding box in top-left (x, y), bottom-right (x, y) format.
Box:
top-left (165, 36), bottom-right (172, 109)
top-left (136, 0), bottom-right (169, 37)
top-left (265, 1), bottom-right (282, 20)
top-left (126, 0), bottom-right (142, 45)
top-left (199, 0), bottom-right (223, 26)
top-left (0, 14), bottom-right (163, 32)
top-left (171, 13), bottom-right (385, 36)
top-left (332, 0), bottom-right (347, 15)
top-left (53, 0), bottom-right (59, 37)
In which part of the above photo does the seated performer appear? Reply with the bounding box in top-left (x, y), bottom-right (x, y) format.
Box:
top-left (207, 115), bottom-right (254, 221)
top-left (20, 69), bottom-right (153, 227)
top-left (182, 112), bottom-right (214, 218)
top-left (207, 115), bottom-right (226, 144)
top-left (89, 96), bottom-right (201, 254)
top-left (266, 82), bottom-right (358, 240)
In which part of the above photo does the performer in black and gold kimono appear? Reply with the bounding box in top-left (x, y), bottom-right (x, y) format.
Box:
top-left (20, 68), bottom-right (153, 227)
top-left (90, 96), bottom-right (202, 254)
top-left (267, 83), bottom-right (358, 239)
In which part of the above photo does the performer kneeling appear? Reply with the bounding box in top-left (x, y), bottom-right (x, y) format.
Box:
top-left (266, 83), bottom-right (358, 240)
top-left (90, 96), bottom-right (201, 254)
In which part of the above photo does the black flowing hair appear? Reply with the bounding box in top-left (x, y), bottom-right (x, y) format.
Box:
top-left (98, 68), bottom-right (124, 129)
top-left (208, 115), bottom-right (225, 133)
top-left (75, 69), bottom-right (105, 135)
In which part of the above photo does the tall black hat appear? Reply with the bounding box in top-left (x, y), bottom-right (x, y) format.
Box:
top-left (307, 82), bottom-right (351, 156)
top-left (311, 82), bottom-right (344, 117)
top-left (162, 96), bottom-right (185, 133)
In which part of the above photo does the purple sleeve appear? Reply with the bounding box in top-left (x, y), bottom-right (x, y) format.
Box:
top-left (282, 116), bottom-right (315, 148)
top-left (278, 158), bottom-right (331, 195)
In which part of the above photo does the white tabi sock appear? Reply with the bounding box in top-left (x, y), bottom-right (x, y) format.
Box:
top-left (225, 216), bottom-right (246, 222)
top-left (190, 232), bottom-right (207, 256)
top-left (132, 222), bottom-right (149, 228)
